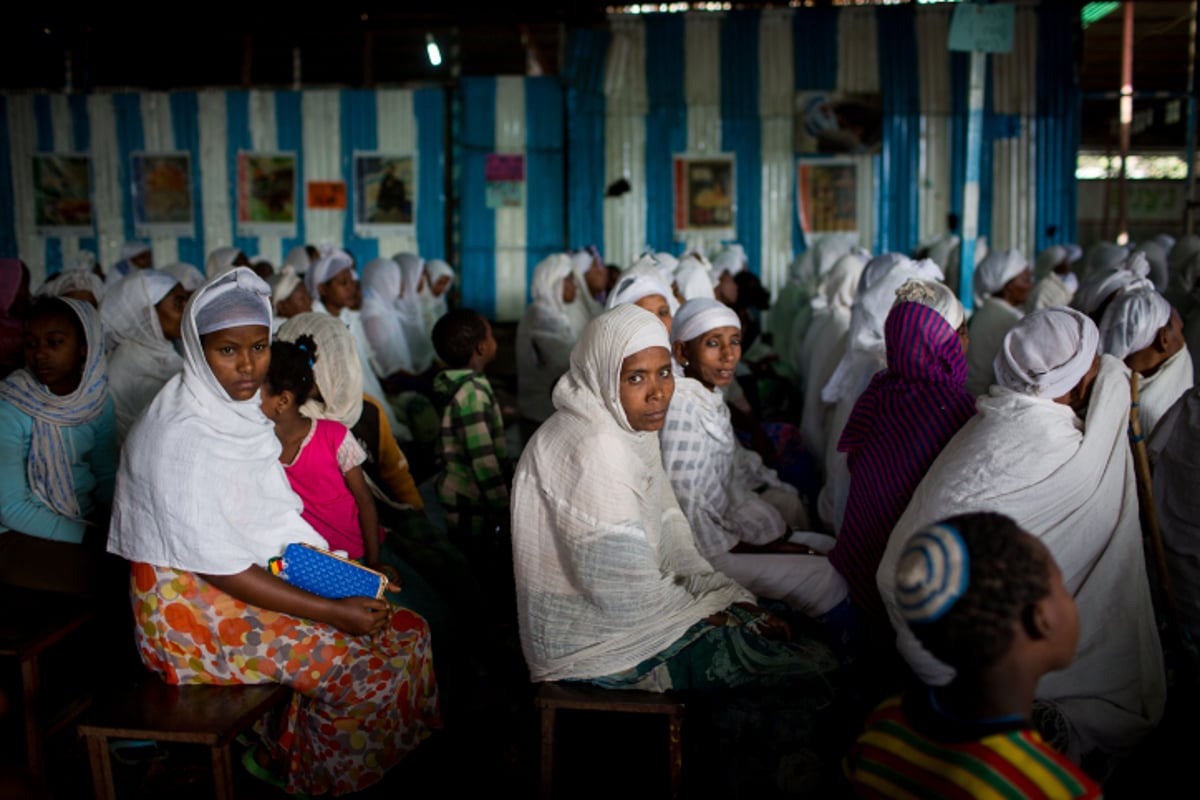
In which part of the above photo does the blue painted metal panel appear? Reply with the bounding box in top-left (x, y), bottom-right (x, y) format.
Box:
top-left (877, 6), bottom-right (920, 255)
top-left (113, 94), bottom-right (145, 255)
top-left (1035, 4), bottom-right (1080, 250)
top-left (525, 77), bottom-right (565, 295)
top-left (339, 89), bottom-right (379, 270)
top-left (645, 15), bottom-right (687, 255)
top-left (563, 27), bottom-right (610, 251)
top-left (415, 88), bottom-right (446, 259)
top-left (458, 77), bottom-right (497, 318)
top-left (794, 6), bottom-right (838, 92)
top-left (721, 10), bottom-right (762, 273)
top-left (71, 94), bottom-right (97, 257)
top-left (170, 92), bottom-right (205, 267)
top-left (224, 92), bottom-right (257, 261)
top-left (275, 91), bottom-right (305, 257)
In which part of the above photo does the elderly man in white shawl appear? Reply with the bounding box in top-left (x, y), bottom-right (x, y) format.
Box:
top-left (1099, 287), bottom-right (1191, 437)
top-left (878, 307), bottom-right (1166, 763)
top-left (964, 250), bottom-right (1032, 397)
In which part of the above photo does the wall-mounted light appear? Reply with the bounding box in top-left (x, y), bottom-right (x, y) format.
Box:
top-left (426, 33), bottom-right (442, 67)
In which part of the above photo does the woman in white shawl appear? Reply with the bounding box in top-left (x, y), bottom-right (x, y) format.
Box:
top-left (107, 268), bottom-right (439, 795)
top-left (516, 253), bottom-right (580, 424)
top-left (604, 267), bottom-right (674, 333)
top-left (100, 269), bottom-right (188, 441)
top-left (420, 258), bottom-right (456, 339)
top-left (877, 307), bottom-right (1165, 762)
top-left (1027, 243), bottom-right (1081, 311)
top-left (1099, 286), bottom-right (1191, 437)
top-left (36, 266), bottom-right (106, 308)
top-left (512, 303), bottom-right (837, 692)
top-left (674, 252), bottom-right (717, 302)
top-left (818, 257), bottom-right (944, 531)
top-left (965, 249), bottom-right (1032, 397)
top-left (661, 299), bottom-right (846, 617)
top-left (392, 252), bottom-right (436, 374)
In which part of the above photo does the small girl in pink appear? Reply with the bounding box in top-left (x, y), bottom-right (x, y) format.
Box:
top-left (262, 336), bottom-right (395, 580)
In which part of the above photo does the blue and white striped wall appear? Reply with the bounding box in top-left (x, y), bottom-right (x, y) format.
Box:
top-left (0, 88), bottom-right (445, 288)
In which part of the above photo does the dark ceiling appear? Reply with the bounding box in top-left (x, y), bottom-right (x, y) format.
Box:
top-left (2, 2), bottom-right (1198, 150)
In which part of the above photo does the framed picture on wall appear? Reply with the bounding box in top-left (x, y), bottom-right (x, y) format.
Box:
top-left (131, 152), bottom-right (194, 237)
top-left (797, 158), bottom-right (859, 237)
top-left (237, 151), bottom-right (297, 237)
top-left (354, 152), bottom-right (416, 237)
top-left (33, 154), bottom-right (94, 236)
top-left (673, 154), bottom-right (736, 240)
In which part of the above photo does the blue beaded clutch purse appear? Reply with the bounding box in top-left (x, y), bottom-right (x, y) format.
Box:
top-left (268, 543), bottom-right (387, 600)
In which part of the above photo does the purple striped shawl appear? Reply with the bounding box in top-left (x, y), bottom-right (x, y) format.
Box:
top-left (830, 301), bottom-right (976, 623)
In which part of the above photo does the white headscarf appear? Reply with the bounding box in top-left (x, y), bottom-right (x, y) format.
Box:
top-left (37, 268), bottom-right (105, 304)
top-left (1132, 240), bottom-right (1170, 292)
top-left (122, 242), bottom-right (150, 261)
top-left (359, 256), bottom-right (415, 376)
top-left (1035, 245), bottom-right (1069, 279)
top-left (675, 254), bottom-right (716, 301)
top-left (284, 245), bottom-right (311, 274)
top-left (648, 251), bottom-right (679, 287)
top-left (605, 271), bottom-right (672, 313)
top-left (305, 248), bottom-right (354, 297)
top-left (101, 270), bottom-right (178, 346)
top-left (817, 251), bottom-right (871, 312)
top-left (0, 298), bottom-right (108, 519)
top-left (1099, 287), bottom-right (1173, 360)
top-left (670, 297), bottom-right (740, 344)
top-left (205, 246), bottom-right (244, 281)
top-left (268, 266), bottom-right (304, 308)
top-left (161, 262), bottom-right (205, 292)
top-left (277, 312), bottom-right (365, 429)
top-left (994, 306), bottom-right (1100, 399)
top-left (858, 252), bottom-right (916, 295)
top-left (1072, 253), bottom-right (1154, 316)
top-left (528, 253), bottom-right (576, 335)
top-left (710, 245), bottom-right (747, 283)
top-left (107, 268), bottom-right (326, 575)
top-left (392, 252), bottom-right (435, 372)
top-left (974, 249), bottom-right (1028, 297)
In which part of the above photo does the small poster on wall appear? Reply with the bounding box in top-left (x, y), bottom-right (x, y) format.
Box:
top-left (132, 152), bottom-right (194, 237)
top-left (354, 153), bottom-right (415, 237)
top-left (237, 151), bottom-right (297, 237)
top-left (33, 154), bottom-right (94, 236)
top-left (308, 181), bottom-right (347, 210)
top-left (485, 154), bottom-right (525, 209)
top-left (673, 154), bottom-right (736, 239)
top-left (797, 158), bottom-right (858, 236)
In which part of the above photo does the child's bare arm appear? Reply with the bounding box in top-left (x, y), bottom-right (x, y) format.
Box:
top-left (344, 465), bottom-right (381, 566)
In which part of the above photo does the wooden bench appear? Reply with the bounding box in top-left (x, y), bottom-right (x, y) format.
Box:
top-left (77, 679), bottom-right (292, 800)
top-left (0, 585), bottom-right (98, 778)
top-left (535, 681), bottom-right (686, 799)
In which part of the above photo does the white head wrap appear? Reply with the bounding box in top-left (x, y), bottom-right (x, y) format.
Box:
top-left (424, 258), bottom-right (456, 288)
top-left (284, 245), bottom-right (311, 274)
top-left (1099, 287), bottom-right (1173, 359)
top-left (858, 253), bottom-right (915, 295)
top-left (194, 272), bottom-right (271, 337)
top-left (205, 246), bottom-right (244, 281)
top-left (893, 278), bottom-right (965, 331)
top-left (812, 236), bottom-right (855, 280)
top-left (277, 312), bottom-right (365, 429)
top-left (675, 254), bottom-right (716, 301)
top-left (68, 250), bottom-right (97, 273)
top-left (895, 523), bottom-right (971, 625)
top-left (161, 262), bottom-right (205, 292)
top-left (358, 257), bottom-right (415, 376)
top-left (817, 251), bottom-right (870, 311)
top-left (1085, 242), bottom-right (1129, 277)
top-left (1035, 245), bottom-right (1069, 279)
top-left (100, 269), bottom-right (180, 347)
top-left (305, 248), bottom-right (355, 296)
top-left (390, 252), bottom-right (435, 373)
top-left (122, 241), bottom-right (150, 260)
top-left (1072, 254), bottom-right (1154, 316)
top-left (975, 249), bottom-right (1028, 296)
top-left (993, 306), bottom-right (1100, 399)
top-left (268, 266), bottom-right (304, 305)
top-left (710, 245), bottom-right (747, 283)
top-left (670, 297), bottom-right (741, 344)
top-left (605, 271), bottom-right (671, 312)
top-left (1132, 239), bottom-right (1170, 292)
top-left (530, 253), bottom-right (574, 314)
top-left (649, 251), bottom-right (679, 286)
top-left (37, 268), bottom-right (105, 304)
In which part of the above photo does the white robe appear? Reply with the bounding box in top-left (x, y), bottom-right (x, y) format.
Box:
top-left (511, 306), bottom-right (750, 682)
top-left (965, 297), bottom-right (1023, 397)
top-left (878, 356), bottom-right (1166, 760)
top-left (1027, 272), bottom-right (1074, 312)
top-left (1149, 387), bottom-right (1200, 641)
top-left (1137, 345), bottom-right (1194, 438)
top-left (660, 376), bottom-right (845, 616)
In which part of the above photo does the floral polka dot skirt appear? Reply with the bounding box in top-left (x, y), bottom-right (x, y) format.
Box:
top-left (129, 563), bottom-right (442, 795)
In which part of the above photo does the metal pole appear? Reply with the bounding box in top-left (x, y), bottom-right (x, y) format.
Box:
top-left (960, 48), bottom-right (987, 313)
top-left (1117, 1), bottom-right (1134, 245)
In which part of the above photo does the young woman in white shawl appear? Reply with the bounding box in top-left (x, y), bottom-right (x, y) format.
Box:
top-left (107, 268), bottom-right (439, 795)
top-left (604, 262), bottom-right (674, 332)
top-left (420, 258), bottom-right (456, 339)
top-left (660, 298), bottom-right (848, 619)
top-left (1099, 286), bottom-right (1192, 437)
top-left (511, 304), bottom-right (839, 788)
top-left (964, 249), bottom-right (1032, 397)
top-left (99, 269), bottom-right (188, 441)
top-left (877, 307), bottom-right (1165, 764)
top-left (516, 253), bottom-right (584, 425)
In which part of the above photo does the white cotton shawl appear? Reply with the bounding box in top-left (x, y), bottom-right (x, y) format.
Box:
top-left (605, 271), bottom-right (672, 314)
top-left (205, 247), bottom-right (243, 281)
top-left (964, 297), bottom-right (1024, 397)
top-left (568, 250), bottom-right (605, 329)
top-left (1027, 272), bottom-right (1075, 312)
top-left (37, 268), bottom-right (105, 304)
top-left (1099, 288), bottom-right (1172, 359)
top-left (420, 258), bottom-right (455, 338)
top-left (1136, 345), bottom-right (1194, 437)
top-left (793, 250), bottom-right (867, 384)
top-left (661, 375), bottom-right (786, 558)
top-left (1073, 259), bottom-right (1153, 318)
top-left (100, 270), bottom-right (184, 440)
top-left (675, 255), bottom-right (716, 301)
top-left (878, 356), bottom-right (1165, 759)
top-left (974, 249), bottom-right (1027, 298)
top-left (517, 254), bottom-right (578, 422)
top-left (162, 262), bottom-right (205, 293)
top-left (276, 312), bottom-right (364, 429)
top-left (1149, 387), bottom-right (1200, 639)
top-left (512, 305), bottom-right (750, 681)
top-left (359, 257), bottom-right (416, 376)
top-left (392, 252), bottom-right (435, 373)
top-left (108, 268), bottom-right (327, 575)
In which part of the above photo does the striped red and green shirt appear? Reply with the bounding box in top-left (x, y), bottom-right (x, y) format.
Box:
top-left (845, 693), bottom-right (1102, 799)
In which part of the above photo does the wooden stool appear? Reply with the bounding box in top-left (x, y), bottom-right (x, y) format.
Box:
top-left (77, 679), bottom-right (292, 800)
top-left (0, 585), bottom-right (98, 778)
top-left (535, 681), bottom-right (685, 799)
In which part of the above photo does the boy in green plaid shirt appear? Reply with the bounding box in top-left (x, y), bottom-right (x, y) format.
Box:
top-left (431, 309), bottom-right (511, 566)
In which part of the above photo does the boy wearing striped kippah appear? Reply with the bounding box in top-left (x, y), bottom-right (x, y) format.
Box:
top-left (844, 512), bottom-right (1102, 799)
